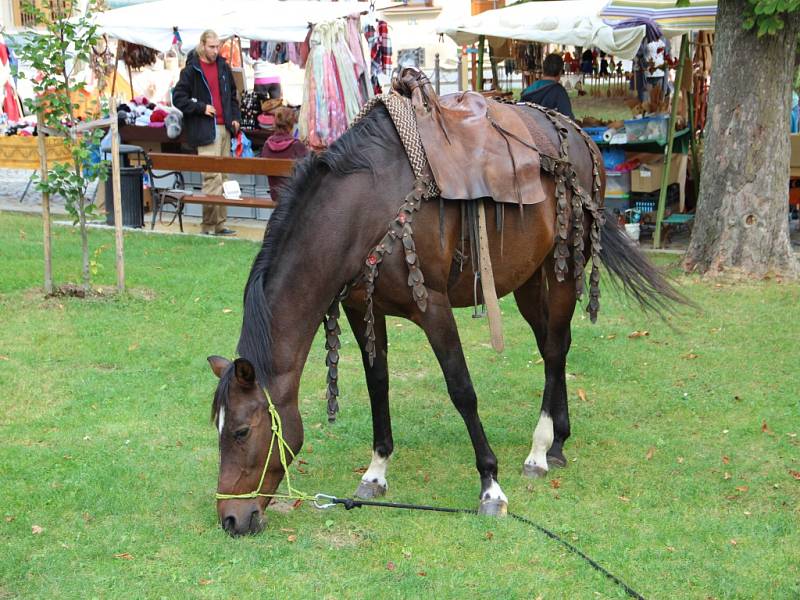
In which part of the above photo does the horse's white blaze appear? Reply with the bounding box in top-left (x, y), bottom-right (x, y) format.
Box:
top-left (217, 407), bottom-right (225, 435)
top-left (361, 451), bottom-right (389, 488)
top-left (524, 412), bottom-right (554, 471)
top-left (482, 479), bottom-right (508, 503)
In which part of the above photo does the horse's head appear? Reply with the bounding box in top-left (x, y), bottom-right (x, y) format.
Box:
top-left (208, 355), bottom-right (291, 536)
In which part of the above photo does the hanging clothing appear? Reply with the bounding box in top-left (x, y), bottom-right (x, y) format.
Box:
top-left (220, 37), bottom-right (242, 68)
top-left (364, 19), bottom-right (392, 93)
top-left (299, 19), bottom-right (372, 149)
top-left (0, 35), bottom-right (21, 122)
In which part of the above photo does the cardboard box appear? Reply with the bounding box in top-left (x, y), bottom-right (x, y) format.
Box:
top-left (630, 155), bottom-right (682, 193)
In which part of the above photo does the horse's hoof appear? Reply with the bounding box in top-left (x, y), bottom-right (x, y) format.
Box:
top-left (355, 480), bottom-right (387, 499)
top-left (522, 463), bottom-right (548, 478)
top-left (547, 453), bottom-right (567, 469)
top-left (478, 498), bottom-right (508, 517)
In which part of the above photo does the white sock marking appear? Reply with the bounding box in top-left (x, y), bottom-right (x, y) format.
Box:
top-left (217, 406), bottom-right (225, 435)
top-left (482, 479), bottom-right (508, 503)
top-left (524, 412), bottom-right (554, 471)
top-left (361, 451), bottom-right (389, 488)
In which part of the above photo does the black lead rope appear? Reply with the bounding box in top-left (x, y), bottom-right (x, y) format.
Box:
top-left (326, 496), bottom-right (646, 600)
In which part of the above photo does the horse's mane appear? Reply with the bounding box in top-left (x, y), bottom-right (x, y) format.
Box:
top-left (234, 104), bottom-right (401, 390)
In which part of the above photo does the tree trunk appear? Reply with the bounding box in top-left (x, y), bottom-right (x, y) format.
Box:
top-left (684, 1), bottom-right (800, 278)
top-left (78, 192), bottom-right (90, 291)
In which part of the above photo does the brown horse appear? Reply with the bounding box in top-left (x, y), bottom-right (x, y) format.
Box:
top-left (208, 103), bottom-right (685, 536)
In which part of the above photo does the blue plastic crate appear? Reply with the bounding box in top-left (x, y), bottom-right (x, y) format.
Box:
top-left (583, 126), bottom-right (607, 143)
top-left (602, 147), bottom-right (626, 170)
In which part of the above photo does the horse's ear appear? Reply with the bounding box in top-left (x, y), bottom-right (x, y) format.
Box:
top-left (207, 355), bottom-right (231, 379)
top-left (233, 358), bottom-right (256, 388)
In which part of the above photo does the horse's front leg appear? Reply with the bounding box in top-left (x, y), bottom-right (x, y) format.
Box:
top-left (343, 305), bottom-right (392, 499)
top-left (415, 291), bottom-right (507, 516)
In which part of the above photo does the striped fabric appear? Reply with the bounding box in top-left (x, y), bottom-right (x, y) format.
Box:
top-left (601, 0), bottom-right (716, 33)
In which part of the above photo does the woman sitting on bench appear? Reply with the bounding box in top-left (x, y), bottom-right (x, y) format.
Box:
top-left (260, 107), bottom-right (308, 202)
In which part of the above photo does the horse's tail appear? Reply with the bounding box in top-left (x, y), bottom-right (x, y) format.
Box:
top-left (596, 217), bottom-right (693, 316)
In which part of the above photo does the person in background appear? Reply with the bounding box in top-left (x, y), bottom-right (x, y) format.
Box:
top-left (173, 29), bottom-right (241, 236)
top-left (260, 107), bottom-right (308, 202)
top-left (521, 53), bottom-right (575, 120)
top-left (791, 91), bottom-right (799, 134)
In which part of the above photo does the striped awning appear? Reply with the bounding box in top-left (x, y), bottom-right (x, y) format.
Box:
top-left (600, 1), bottom-right (716, 34)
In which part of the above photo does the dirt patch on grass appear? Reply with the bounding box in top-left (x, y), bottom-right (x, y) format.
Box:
top-left (20, 284), bottom-right (157, 307)
top-left (314, 528), bottom-right (365, 549)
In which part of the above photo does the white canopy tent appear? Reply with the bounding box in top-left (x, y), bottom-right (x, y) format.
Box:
top-left (94, 0), bottom-right (390, 53)
top-left (437, 0), bottom-right (645, 60)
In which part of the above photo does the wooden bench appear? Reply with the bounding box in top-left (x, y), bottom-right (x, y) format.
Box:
top-left (146, 152), bottom-right (295, 232)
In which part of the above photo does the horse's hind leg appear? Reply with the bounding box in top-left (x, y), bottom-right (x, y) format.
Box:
top-left (343, 305), bottom-right (393, 499)
top-left (514, 263), bottom-right (576, 478)
top-left (415, 291), bottom-right (507, 516)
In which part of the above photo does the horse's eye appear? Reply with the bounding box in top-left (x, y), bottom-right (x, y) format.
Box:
top-left (233, 426), bottom-right (250, 441)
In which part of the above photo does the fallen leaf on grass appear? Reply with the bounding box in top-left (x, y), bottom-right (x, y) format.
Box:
top-left (386, 561), bottom-right (396, 571)
top-left (722, 456), bottom-right (730, 464)
top-left (280, 528), bottom-right (295, 533)
top-left (534, 357), bottom-right (544, 365)
top-left (287, 535), bottom-right (297, 542)
top-left (724, 472), bottom-right (732, 480)
top-left (645, 447), bottom-right (655, 460)
top-left (729, 539), bottom-right (737, 546)
top-left (354, 466), bottom-right (367, 474)
top-left (417, 571), bottom-right (427, 577)
top-left (0, 355), bottom-right (9, 361)
top-left (606, 334), bottom-right (617, 340)
top-left (618, 496), bottom-right (630, 502)
top-left (31, 525), bottom-right (43, 534)
top-left (682, 353), bottom-right (699, 360)
top-left (735, 486), bottom-right (749, 492)
top-left (761, 420), bottom-right (774, 435)
top-left (127, 343), bottom-right (139, 351)
top-left (677, 456), bottom-right (684, 464)
top-left (743, 511), bottom-right (752, 516)
top-left (297, 459), bottom-right (308, 465)
top-left (222, 308), bottom-right (233, 314)
top-left (485, 531), bottom-right (494, 540)
top-left (5, 516), bottom-right (15, 523)
top-left (292, 499), bottom-right (303, 510)
top-left (577, 388), bottom-right (588, 402)
top-left (666, 546), bottom-right (675, 552)
top-left (113, 552), bottom-right (134, 560)
top-left (199, 579), bottom-right (213, 586)
top-left (628, 330), bottom-right (649, 338)
top-left (549, 479), bottom-right (561, 489)
top-left (789, 470), bottom-right (800, 480)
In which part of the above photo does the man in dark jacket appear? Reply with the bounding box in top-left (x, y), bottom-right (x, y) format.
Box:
top-left (172, 30), bottom-right (241, 236)
top-left (520, 53), bottom-right (575, 120)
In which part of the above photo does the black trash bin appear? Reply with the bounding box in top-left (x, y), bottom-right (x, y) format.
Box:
top-left (105, 166), bottom-right (144, 228)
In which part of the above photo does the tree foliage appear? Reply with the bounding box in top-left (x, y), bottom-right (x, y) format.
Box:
top-left (13, 0), bottom-right (110, 289)
top-left (742, 0), bottom-right (800, 36)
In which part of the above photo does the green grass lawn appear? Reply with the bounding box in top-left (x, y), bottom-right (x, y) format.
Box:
top-left (1, 212), bottom-right (798, 599)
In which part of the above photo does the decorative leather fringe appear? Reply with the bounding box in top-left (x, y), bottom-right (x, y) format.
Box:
top-left (323, 300), bottom-right (342, 422)
top-left (363, 176), bottom-right (432, 365)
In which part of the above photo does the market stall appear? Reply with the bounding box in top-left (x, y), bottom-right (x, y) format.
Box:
top-left (601, 0), bottom-right (717, 246)
top-left (94, 0), bottom-right (394, 151)
top-left (88, 0), bottom-right (395, 222)
top-left (438, 0), bottom-right (716, 247)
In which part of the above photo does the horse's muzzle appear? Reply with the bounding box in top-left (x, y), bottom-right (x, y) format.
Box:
top-left (219, 502), bottom-right (265, 536)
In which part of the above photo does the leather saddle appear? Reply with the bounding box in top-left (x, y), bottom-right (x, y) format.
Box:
top-left (393, 68), bottom-right (552, 206)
